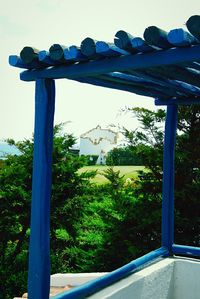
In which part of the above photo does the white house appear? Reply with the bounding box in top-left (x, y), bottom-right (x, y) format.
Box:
top-left (79, 125), bottom-right (118, 164)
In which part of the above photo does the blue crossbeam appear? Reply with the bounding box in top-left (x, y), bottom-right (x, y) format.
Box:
top-left (9, 55), bottom-right (43, 69)
top-left (19, 44), bottom-right (200, 82)
top-left (74, 76), bottom-right (166, 98)
top-left (155, 97), bottom-right (200, 105)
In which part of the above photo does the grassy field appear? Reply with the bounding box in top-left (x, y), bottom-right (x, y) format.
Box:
top-left (78, 165), bottom-right (145, 184)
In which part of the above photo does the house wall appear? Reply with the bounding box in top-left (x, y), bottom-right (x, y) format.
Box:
top-left (79, 126), bottom-right (118, 157)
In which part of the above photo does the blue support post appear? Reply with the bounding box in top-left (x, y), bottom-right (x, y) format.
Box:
top-left (162, 105), bottom-right (178, 252)
top-left (28, 79), bottom-right (55, 299)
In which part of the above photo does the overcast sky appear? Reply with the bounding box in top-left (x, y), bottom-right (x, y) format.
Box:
top-left (1, 0), bottom-right (199, 142)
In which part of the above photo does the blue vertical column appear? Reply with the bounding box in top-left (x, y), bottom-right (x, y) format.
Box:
top-left (161, 105), bottom-right (178, 252)
top-left (28, 79), bottom-right (55, 299)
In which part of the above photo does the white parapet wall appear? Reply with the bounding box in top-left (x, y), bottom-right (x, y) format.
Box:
top-left (51, 257), bottom-right (200, 299)
top-left (50, 272), bottom-right (108, 287)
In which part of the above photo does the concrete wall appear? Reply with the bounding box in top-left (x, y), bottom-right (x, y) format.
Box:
top-left (51, 258), bottom-right (200, 299)
top-left (88, 258), bottom-right (200, 299)
top-left (88, 258), bottom-right (174, 299)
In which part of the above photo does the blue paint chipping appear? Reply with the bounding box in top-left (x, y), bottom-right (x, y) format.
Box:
top-left (9, 14), bottom-right (200, 299)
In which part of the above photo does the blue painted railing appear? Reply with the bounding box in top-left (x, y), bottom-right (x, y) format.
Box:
top-left (53, 247), bottom-right (169, 299)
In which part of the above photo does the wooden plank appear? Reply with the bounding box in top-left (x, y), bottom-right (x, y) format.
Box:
top-left (155, 97), bottom-right (200, 106)
top-left (125, 69), bottom-right (200, 97)
top-left (38, 51), bottom-right (60, 66)
top-left (75, 76), bottom-right (167, 98)
top-left (114, 30), bottom-right (138, 53)
top-left (146, 65), bottom-right (200, 88)
top-left (143, 26), bottom-right (172, 49)
top-left (49, 44), bottom-right (68, 62)
top-left (20, 46), bottom-right (40, 64)
top-left (64, 46), bottom-right (88, 62)
top-left (19, 44), bottom-right (200, 82)
top-left (167, 28), bottom-right (198, 46)
top-left (186, 15), bottom-right (200, 41)
top-left (130, 37), bottom-right (160, 52)
top-left (9, 55), bottom-right (44, 69)
top-left (80, 37), bottom-right (101, 58)
top-left (96, 41), bottom-right (128, 57)
top-left (180, 61), bottom-right (200, 71)
top-left (97, 72), bottom-right (183, 98)
top-left (28, 79), bottom-right (55, 299)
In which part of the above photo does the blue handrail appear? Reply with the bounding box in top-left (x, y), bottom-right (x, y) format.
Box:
top-left (53, 247), bottom-right (169, 299)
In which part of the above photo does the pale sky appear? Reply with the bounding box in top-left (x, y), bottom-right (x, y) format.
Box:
top-left (1, 0), bottom-right (199, 142)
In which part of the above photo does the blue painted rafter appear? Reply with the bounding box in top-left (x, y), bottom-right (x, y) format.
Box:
top-left (19, 44), bottom-right (200, 82)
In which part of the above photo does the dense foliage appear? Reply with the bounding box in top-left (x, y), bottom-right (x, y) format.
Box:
top-left (106, 146), bottom-right (142, 166)
top-left (124, 107), bottom-right (200, 246)
top-left (0, 105), bottom-right (200, 298)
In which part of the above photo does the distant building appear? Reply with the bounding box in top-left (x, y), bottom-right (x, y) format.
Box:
top-left (79, 125), bottom-right (118, 164)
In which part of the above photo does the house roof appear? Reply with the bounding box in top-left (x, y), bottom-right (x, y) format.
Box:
top-left (80, 125), bottom-right (117, 138)
top-left (9, 15), bottom-right (200, 105)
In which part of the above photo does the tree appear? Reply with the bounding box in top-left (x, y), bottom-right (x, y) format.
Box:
top-left (124, 106), bottom-right (200, 247)
top-left (0, 124), bottom-right (95, 299)
top-left (106, 147), bottom-right (142, 166)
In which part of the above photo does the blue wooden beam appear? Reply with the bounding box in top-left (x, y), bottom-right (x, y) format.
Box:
top-left (80, 37), bottom-right (101, 59)
top-left (125, 70), bottom-right (200, 97)
top-left (19, 44), bottom-right (200, 81)
top-left (97, 72), bottom-right (183, 98)
top-left (130, 37), bottom-right (160, 53)
top-left (167, 28), bottom-right (198, 47)
top-left (143, 26), bottom-right (172, 49)
top-left (146, 65), bottom-right (200, 88)
top-left (172, 244), bottom-right (200, 257)
top-left (64, 46), bottom-right (88, 62)
top-left (96, 41), bottom-right (128, 57)
top-left (161, 105), bottom-right (178, 251)
top-left (39, 51), bottom-right (60, 66)
top-left (9, 55), bottom-right (45, 69)
top-left (49, 44), bottom-right (68, 62)
top-left (28, 79), bottom-right (55, 299)
top-left (186, 15), bottom-right (200, 41)
top-left (20, 46), bottom-right (40, 64)
top-left (114, 30), bottom-right (138, 53)
top-left (74, 76), bottom-right (165, 98)
top-left (155, 97), bottom-right (200, 106)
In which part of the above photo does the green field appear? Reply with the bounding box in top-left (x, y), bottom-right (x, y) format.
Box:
top-left (78, 165), bottom-right (145, 184)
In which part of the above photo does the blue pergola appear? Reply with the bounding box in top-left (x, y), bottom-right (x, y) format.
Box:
top-left (9, 15), bottom-right (200, 299)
